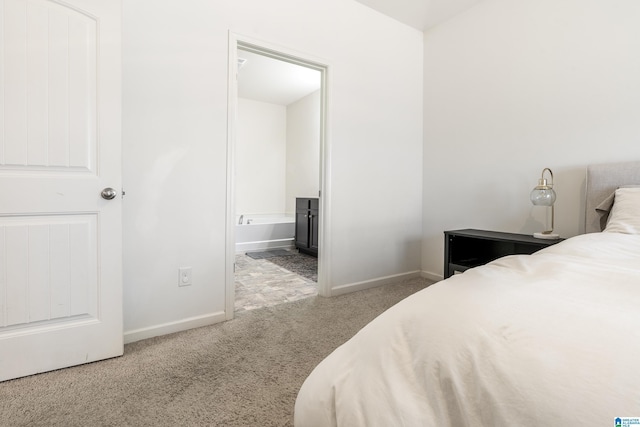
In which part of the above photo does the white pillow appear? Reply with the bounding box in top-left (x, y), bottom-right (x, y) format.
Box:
top-left (604, 187), bottom-right (640, 234)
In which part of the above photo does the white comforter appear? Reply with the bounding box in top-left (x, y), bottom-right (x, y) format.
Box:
top-left (294, 232), bottom-right (640, 426)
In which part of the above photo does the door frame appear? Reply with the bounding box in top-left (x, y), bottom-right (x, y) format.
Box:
top-left (225, 33), bottom-right (332, 319)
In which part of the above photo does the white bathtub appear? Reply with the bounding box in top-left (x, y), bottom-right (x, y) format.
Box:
top-left (235, 214), bottom-right (295, 253)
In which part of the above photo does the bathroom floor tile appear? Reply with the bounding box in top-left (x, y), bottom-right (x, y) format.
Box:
top-left (234, 251), bottom-right (318, 313)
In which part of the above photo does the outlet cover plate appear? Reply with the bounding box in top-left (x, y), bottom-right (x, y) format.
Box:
top-left (178, 267), bottom-right (192, 287)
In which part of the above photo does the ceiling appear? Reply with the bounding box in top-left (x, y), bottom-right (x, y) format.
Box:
top-left (237, 0), bottom-right (481, 105)
top-left (354, 0), bottom-right (482, 31)
top-left (237, 50), bottom-right (321, 106)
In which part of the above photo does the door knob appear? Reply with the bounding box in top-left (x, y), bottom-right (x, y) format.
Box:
top-left (101, 187), bottom-right (117, 200)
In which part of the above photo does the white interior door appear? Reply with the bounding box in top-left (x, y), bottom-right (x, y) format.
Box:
top-left (0, 0), bottom-right (122, 381)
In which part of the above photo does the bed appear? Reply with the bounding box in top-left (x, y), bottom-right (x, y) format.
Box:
top-left (294, 161), bottom-right (640, 426)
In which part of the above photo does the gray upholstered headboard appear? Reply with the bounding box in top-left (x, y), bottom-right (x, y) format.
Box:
top-left (585, 160), bottom-right (640, 233)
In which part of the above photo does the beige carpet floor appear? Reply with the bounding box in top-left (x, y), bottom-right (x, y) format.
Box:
top-left (0, 277), bottom-right (433, 427)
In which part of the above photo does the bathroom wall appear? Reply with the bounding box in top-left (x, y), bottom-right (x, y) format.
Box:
top-left (286, 90), bottom-right (321, 214)
top-left (236, 98), bottom-right (287, 215)
top-left (236, 91), bottom-right (319, 218)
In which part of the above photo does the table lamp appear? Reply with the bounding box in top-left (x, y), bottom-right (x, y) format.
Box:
top-left (530, 168), bottom-right (559, 239)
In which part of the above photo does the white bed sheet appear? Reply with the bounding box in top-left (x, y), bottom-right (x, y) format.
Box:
top-left (294, 232), bottom-right (640, 426)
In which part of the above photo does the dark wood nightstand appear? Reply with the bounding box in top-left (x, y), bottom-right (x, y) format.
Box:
top-left (443, 229), bottom-right (563, 279)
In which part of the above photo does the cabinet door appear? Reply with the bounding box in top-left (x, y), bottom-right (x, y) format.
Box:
top-left (295, 210), bottom-right (309, 248)
top-left (309, 208), bottom-right (319, 252)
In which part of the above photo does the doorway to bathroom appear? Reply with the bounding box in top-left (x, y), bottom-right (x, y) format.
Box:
top-left (225, 36), bottom-right (329, 318)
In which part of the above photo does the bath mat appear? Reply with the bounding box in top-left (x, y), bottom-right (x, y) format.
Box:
top-left (245, 249), bottom-right (295, 260)
top-left (266, 252), bottom-right (318, 282)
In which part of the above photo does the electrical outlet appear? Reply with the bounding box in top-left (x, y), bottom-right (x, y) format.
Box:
top-left (178, 267), bottom-right (192, 287)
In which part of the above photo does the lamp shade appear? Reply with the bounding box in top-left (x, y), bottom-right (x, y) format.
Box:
top-left (530, 184), bottom-right (556, 206)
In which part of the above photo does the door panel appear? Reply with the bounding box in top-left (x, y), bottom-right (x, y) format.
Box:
top-left (310, 210), bottom-right (319, 252)
top-left (0, 215), bottom-right (98, 327)
top-left (0, 0), bottom-right (121, 382)
top-left (295, 211), bottom-right (309, 248)
top-left (2, 0), bottom-right (97, 172)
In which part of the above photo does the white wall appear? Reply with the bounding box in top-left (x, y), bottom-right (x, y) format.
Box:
top-left (237, 92), bottom-right (320, 218)
top-left (122, 0), bottom-right (423, 340)
top-left (236, 98), bottom-right (287, 215)
top-left (422, 0), bottom-right (640, 278)
top-left (286, 90), bottom-right (321, 214)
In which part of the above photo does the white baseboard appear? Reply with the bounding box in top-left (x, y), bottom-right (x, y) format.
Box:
top-left (330, 270), bottom-right (422, 297)
top-left (124, 311), bottom-right (226, 344)
top-left (124, 271), bottom-right (443, 344)
top-left (421, 270), bottom-right (443, 282)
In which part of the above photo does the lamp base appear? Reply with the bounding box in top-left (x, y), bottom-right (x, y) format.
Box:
top-left (533, 232), bottom-right (560, 240)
